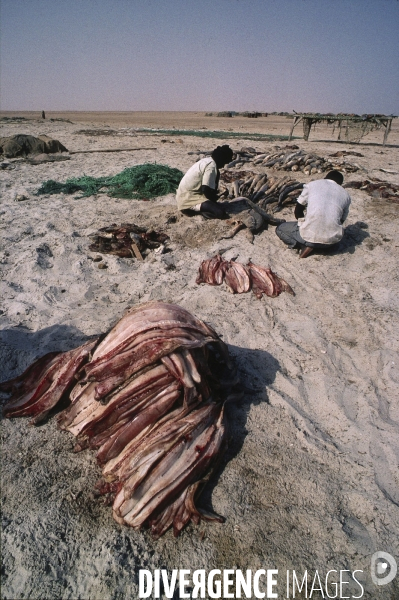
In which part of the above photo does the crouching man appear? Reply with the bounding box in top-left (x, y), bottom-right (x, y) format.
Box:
top-left (275, 170), bottom-right (351, 258)
top-left (176, 145), bottom-right (234, 219)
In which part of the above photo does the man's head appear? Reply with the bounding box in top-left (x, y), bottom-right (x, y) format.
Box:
top-left (325, 170), bottom-right (344, 186)
top-left (211, 145), bottom-right (234, 168)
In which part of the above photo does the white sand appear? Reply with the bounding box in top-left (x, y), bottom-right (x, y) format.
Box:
top-left (1, 113), bottom-right (398, 599)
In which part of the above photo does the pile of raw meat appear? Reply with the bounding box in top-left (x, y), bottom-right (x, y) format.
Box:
top-left (1, 302), bottom-right (238, 538)
top-left (196, 255), bottom-right (294, 298)
top-left (344, 179), bottom-right (399, 203)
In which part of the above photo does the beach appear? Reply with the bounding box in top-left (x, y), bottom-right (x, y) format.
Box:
top-left (1, 111), bottom-right (398, 599)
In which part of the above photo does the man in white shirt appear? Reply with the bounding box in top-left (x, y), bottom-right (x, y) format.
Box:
top-left (176, 145), bottom-right (234, 219)
top-left (275, 171), bottom-right (351, 258)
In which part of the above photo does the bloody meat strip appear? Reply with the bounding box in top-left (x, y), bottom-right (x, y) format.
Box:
top-left (148, 479), bottom-right (223, 539)
top-left (101, 404), bottom-right (194, 483)
top-left (4, 339), bottom-right (99, 422)
top-left (248, 262), bottom-right (294, 298)
top-left (115, 403), bottom-right (219, 491)
top-left (86, 382), bottom-right (181, 451)
top-left (78, 374), bottom-right (175, 444)
top-left (96, 385), bottom-right (182, 466)
top-left (59, 364), bottom-right (171, 436)
top-left (116, 406), bottom-right (226, 529)
top-left (247, 262), bottom-right (276, 298)
top-left (83, 324), bottom-right (213, 380)
top-left (196, 254), bottom-right (225, 285)
top-left (29, 340), bottom-right (100, 424)
top-left (1, 352), bottom-right (62, 409)
top-left (224, 261), bottom-right (251, 294)
top-left (0, 351), bottom-right (61, 395)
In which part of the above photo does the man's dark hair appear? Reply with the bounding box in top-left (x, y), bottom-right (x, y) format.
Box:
top-left (211, 145), bottom-right (234, 165)
top-left (325, 170), bottom-right (344, 185)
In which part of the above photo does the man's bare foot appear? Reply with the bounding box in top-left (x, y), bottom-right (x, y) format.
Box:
top-left (299, 246), bottom-right (314, 258)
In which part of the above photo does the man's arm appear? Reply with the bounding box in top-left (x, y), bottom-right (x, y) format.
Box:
top-left (201, 184), bottom-right (218, 202)
top-left (294, 202), bottom-right (305, 219)
top-left (294, 185), bottom-right (308, 219)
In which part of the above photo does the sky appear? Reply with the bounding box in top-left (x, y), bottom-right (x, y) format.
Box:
top-left (1, 0), bottom-right (398, 114)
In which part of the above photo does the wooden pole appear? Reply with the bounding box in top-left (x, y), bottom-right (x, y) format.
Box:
top-left (69, 147), bottom-right (157, 154)
top-left (288, 116), bottom-right (297, 141)
top-left (288, 116), bottom-right (302, 141)
top-left (383, 118), bottom-right (392, 146)
top-left (303, 118), bottom-right (313, 141)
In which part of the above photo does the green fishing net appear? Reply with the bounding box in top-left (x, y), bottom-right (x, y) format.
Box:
top-left (36, 163), bottom-right (184, 199)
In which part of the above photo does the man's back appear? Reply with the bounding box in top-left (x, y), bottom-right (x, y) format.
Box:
top-left (297, 179), bottom-right (351, 245)
top-left (176, 157), bottom-right (217, 210)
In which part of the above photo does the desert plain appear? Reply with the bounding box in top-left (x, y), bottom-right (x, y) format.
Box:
top-left (0, 111), bottom-right (398, 599)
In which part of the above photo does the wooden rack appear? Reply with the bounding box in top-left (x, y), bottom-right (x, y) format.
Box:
top-left (288, 113), bottom-right (396, 145)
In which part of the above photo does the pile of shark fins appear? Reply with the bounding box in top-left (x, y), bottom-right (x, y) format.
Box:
top-left (1, 301), bottom-right (238, 538)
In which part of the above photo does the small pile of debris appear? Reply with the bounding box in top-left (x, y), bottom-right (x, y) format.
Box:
top-left (88, 223), bottom-right (170, 259)
top-left (0, 134), bottom-right (68, 158)
top-left (0, 116), bottom-right (30, 123)
top-left (329, 150), bottom-right (363, 158)
top-left (344, 179), bottom-right (399, 203)
top-left (76, 129), bottom-right (119, 136)
top-left (196, 255), bottom-right (294, 298)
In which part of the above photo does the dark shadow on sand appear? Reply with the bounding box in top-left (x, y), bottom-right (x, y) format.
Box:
top-left (322, 221), bottom-right (370, 256)
top-left (197, 344), bottom-right (281, 513)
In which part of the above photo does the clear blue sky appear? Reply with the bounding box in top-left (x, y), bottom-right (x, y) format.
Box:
top-left (1, 0), bottom-right (398, 113)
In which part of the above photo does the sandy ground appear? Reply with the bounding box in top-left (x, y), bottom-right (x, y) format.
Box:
top-left (1, 113), bottom-right (398, 599)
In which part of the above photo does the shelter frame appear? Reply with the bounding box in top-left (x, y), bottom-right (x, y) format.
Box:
top-left (288, 113), bottom-right (396, 146)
